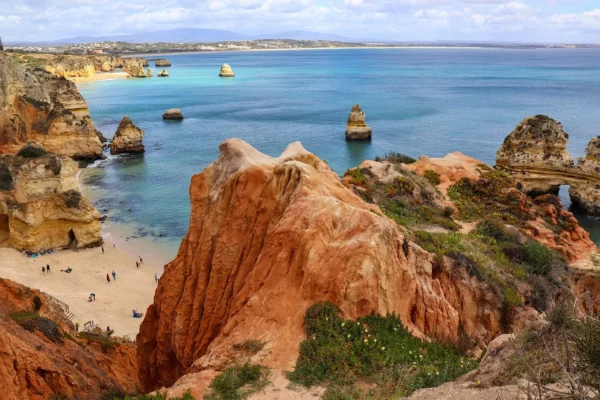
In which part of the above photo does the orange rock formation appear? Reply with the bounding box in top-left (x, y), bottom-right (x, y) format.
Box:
top-left (137, 139), bottom-right (504, 394)
top-left (0, 278), bottom-right (139, 400)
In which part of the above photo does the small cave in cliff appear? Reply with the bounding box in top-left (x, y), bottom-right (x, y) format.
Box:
top-left (0, 214), bottom-right (9, 244)
top-left (68, 229), bottom-right (78, 250)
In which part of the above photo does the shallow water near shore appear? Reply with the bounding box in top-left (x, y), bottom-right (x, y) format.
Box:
top-left (77, 48), bottom-right (600, 257)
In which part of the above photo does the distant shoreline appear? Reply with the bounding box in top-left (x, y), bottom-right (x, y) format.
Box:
top-left (126, 46), bottom-right (488, 57)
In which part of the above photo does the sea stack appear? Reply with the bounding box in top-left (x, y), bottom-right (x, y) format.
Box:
top-left (110, 116), bottom-right (145, 155)
top-left (146, 67), bottom-right (153, 77)
top-left (155, 58), bottom-right (172, 67)
top-left (158, 69), bottom-right (169, 77)
top-left (219, 63), bottom-right (235, 77)
top-left (345, 104), bottom-right (372, 140)
top-left (123, 58), bottom-right (147, 78)
top-left (162, 108), bottom-right (184, 120)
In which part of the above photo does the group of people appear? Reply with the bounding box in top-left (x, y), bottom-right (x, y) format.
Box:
top-left (41, 264), bottom-right (51, 274)
top-left (106, 270), bottom-right (117, 283)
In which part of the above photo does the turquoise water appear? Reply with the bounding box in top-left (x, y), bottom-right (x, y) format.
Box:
top-left (77, 48), bottom-right (600, 258)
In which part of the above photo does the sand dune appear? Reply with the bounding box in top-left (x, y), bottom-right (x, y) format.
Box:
top-left (0, 238), bottom-right (158, 339)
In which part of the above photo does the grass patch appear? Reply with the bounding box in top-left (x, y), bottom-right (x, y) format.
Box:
top-left (204, 363), bottom-right (269, 400)
top-left (119, 390), bottom-right (195, 400)
top-left (289, 303), bottom-right (478, 397)
top-left (78, 332), bottom-right (116, 353)
top-left (10, 311), bottom-right (63, 343)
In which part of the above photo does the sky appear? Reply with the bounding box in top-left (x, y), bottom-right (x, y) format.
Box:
top-left (1, 0), bottom-right (600, 43)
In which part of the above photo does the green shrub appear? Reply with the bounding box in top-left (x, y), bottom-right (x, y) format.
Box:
top-left (424, 170), bottom-right (441, 186)
top-left (60, 189), bottom-right (82, 209)
top-left (289, 303), bottom-right (478, 396)
top-left (17, 143), bottom-right (47, 158)
top-left (33, 295), bottom-right (42, 311)
top-left (522, 241), bottom-right (556, 276)
top-left (11, 311), bottom-right (62, 343)
top-left (120, 390), bottom-right (195, 400)
top-left (344, 168), bottom-right (368, 187)
top-left (475, 219), bottom-right (508, 242)
top-left (374, 153), bottom-right (416, 164)
top-left (502, 285), bottom-right (522, 308)
top-left (205, 363), bottom-right (267, 400)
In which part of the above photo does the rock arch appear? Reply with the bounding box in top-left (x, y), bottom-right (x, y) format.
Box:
top-left (497, 115), bottom-right (600, 215)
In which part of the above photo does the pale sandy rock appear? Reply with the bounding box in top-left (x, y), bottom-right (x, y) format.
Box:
top-left (123, 58), bottom-right (147, 78)
top-left (155, 58), bottom-right (171, 67)
top-left (0, 53), bottom-right (103, 160)
top-left (137, 139), bottom-right (504, 393)
top-left (0, 145), bottom-right (102, 252)
top-left (219, 63), bottom-right (235, 77)
top-left (158, 69), bottom-right (169, 77)
top-left (345, 104), bottom-right (372, 140)
top-left (146, 67), bottom-right (152, 77)
top-left (408, 381), bottom-right (522, 400)
top-left (110, 116), bottom-right (145, 155)
top-left (162, 108), bottom-right (183, 120)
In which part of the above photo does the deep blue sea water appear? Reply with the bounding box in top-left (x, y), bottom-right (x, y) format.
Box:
top-left (77, 48), bottom-right (600, 260)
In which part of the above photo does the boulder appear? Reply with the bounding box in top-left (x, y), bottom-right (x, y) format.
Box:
top-left (345, 104), bottom-right (372, 140)
top-left (158, 69), bottom-right (169, 77)
top-left (155, 58), bottom-right (172, 67)
top-left (110, 116), bottom-right (145, 155)
top-left (0, 53), bottom-right (103, 160)
top-left (219, 63), bottom-right (235, 77)
top-left (162, 109), bottom-right (184, 120)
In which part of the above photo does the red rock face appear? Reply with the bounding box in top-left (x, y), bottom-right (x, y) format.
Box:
top-left (0, 278), bottom-right (139, 400)
top-left (137, 139), bottom-right (504, 393)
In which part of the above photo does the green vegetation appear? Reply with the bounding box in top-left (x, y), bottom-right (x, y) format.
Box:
top-left (374, 152), bottom-right (416, 164)
top-left (424, 169), bottom-right (441, 186)
top-left (233, 339), bottom-right (266, 354)
top-left (118, 390), bottom-right (195, 400)
top-left (61, 189), bottom-right (82, 209)
top-left (204, 363), bottom-right (269, 400)
top-left (78, 331), bottom-right (116, 353)
top-left (344, 168), bottom-right (368, 186)
top-left (289, 303), bottom-right (478, 398)
top-left (17, 143), bottom-right (48, 158)
top-left (10, 311), bottom-right (63, 343)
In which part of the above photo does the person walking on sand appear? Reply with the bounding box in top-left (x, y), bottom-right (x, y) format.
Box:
top-left (106, 273), bottom-right (110, 283)
top-left (42, 266), bottom-right (45, 274)
top-left (136, 261), bottom-right (139, 268)
top-left (112, 270), bottom-right (116, 281)
top-left (101, 245), bottom-right (104, 254)
top-left (46, 264), bottom-right (50, 273)
top-left (154, 273), bottom-right (159, 283)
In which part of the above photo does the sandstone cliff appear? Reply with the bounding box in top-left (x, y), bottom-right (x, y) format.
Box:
top-left (345, 104), bottom-right (372, 140)
top-left (0, 53), bottom-right (103, 160)
top-left (123, 58), bottom-right (147, 78)
top-left (137, 139), bottom-right (505, 393)
top-left (0, 278), bottom-right (139, 400)
top-left (497, 115), bottom-right (600, 215)
top-left (110, 116), bottom-right (145, 155)
top-left (43, 55), bottom-right (123, 77)
top-left (0, 144), bottom-right (102, 252)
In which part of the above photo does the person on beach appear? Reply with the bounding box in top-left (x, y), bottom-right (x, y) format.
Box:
top-left (154, 273), bottom-right (159, 283)
top-left (46, 264), bottom-right (50, 273)
top-left (139, 256), bottom-right (143, 264)
top-left (101, 245), bottom-right (104, 254)
top-left (42, 266), bottom-right (45, 274)
top-left (106, 273), bottom-right (110, 283)
top-left (112, 270), bottom-right (116, 281)
top-left (136, 261), bottom-right (139, 268)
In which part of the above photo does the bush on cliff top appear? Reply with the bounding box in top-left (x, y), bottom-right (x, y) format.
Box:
top-left (17, 143), bottom-right (47, 158)
top-left (289, 302), bottom-right (478, 397)
top-left (204, 363), bottom-right (269, 400)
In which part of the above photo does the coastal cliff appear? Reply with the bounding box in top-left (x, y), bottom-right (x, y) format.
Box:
top-left (0, 144), bottom-right (102, 252)
top-left (123, 58), bottom-right (147, 78)
top-left (0, 53), bottom-right (103, 160)
top-left (497, 115), bottom-right (600, 215)
top-left (110, 116), bottom-right (145, 154)
top-left (0, 278), bottom-right (139, 400)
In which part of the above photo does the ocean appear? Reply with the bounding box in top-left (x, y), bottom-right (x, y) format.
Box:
top-left (77, 48), bottom-right (600, 263)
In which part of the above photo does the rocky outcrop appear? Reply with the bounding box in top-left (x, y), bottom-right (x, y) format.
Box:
top-left (158, 69), bottom-right (169, 77)
top-left (146, 67), bottom-right (153, 77)
top-left (497, 116), bottom-right (600, 215)
top-left (0, 53), bottom-right (103, 160)
top-left (123, 58), bottom-right (147, 78)
top-left (110, 116), bottom-right (145, 155)
top-left (345, 104), bottom-right (372, 140)
top-left (137, 139), bottom-right (504, 393)
top-left (0, 143), bottom-right (102, 252)
top-left (162, 109), bottom-right (183, 120)
top-left (92, 55), bottom-right (123, 72)
top-left (154, 59), bottom-right (171, 67)
top-left (43, 55), bottom-right (123, 77)
top-left (0, 278), bottom-right (139, 400)
top-left (219, 63), bottom-right (235, 77)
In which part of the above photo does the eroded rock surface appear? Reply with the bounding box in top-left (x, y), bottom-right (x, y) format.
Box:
top-left (0, 53), bottom-right (103, 160)
top-left (0, 144), bottom-right (102, 252)
top-left (110, 116), bottom-right (145, 155)
top-left (345, 104), bottom-right (372, 140)
top-left (0, 278), bottom-right (139, 400)
top-left (137, 139), bottom-right (504, 393)
top-left (219, 63), bottom-right (235, 77)
top-left (123, 58), bottom-right (147, 78)
top-left (497, 116), bottom-right (600, 215)
top-left (162, 108), bottom-right (183, 120)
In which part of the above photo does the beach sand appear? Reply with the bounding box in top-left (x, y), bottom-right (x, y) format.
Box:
top-left (71, 71), bottom-right (129, 83)
top-left (0, 237), bottom-right (159, 339)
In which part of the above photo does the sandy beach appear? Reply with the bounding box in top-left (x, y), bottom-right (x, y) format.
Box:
top-left (0, 236), bottom-right (158, 339)
top-left (70, 71), bottom-right (129, 83)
